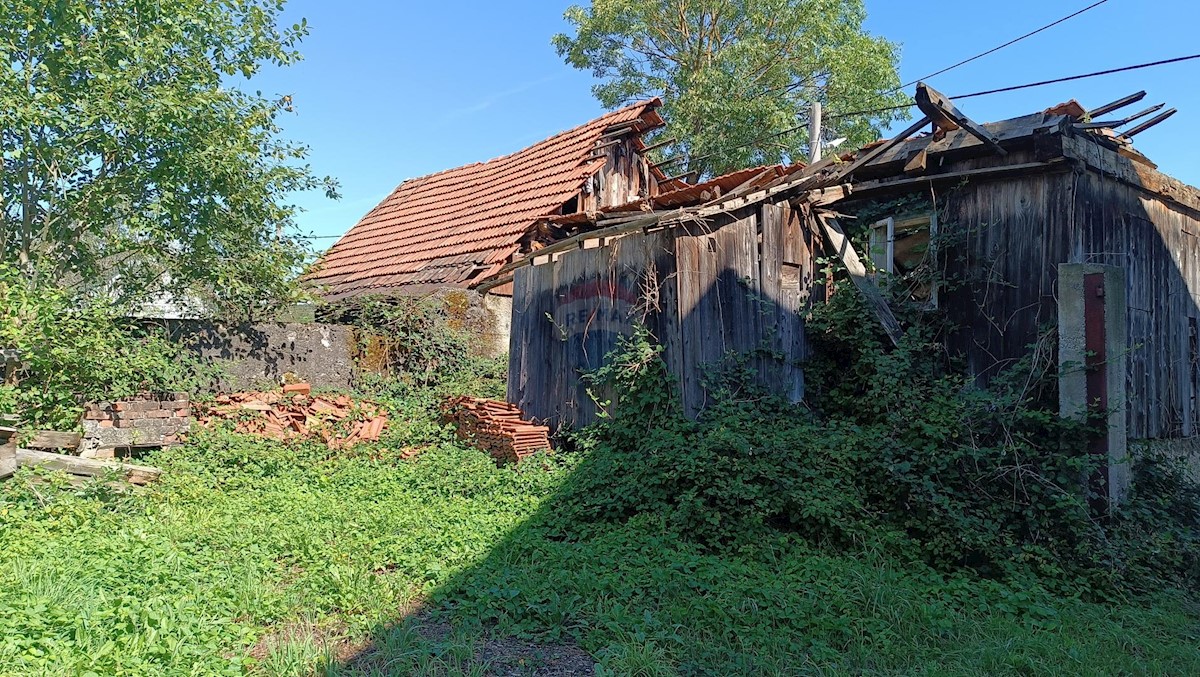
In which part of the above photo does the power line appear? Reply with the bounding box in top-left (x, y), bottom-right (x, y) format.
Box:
top-left (660, 0), bottom-right (1114, 171)
top-left (664, 52), bottom-right (1200, 171)
top-left (950, 53), bottom-right (1200, 100)
top-left (895, 0), bottom-right (1111, 90)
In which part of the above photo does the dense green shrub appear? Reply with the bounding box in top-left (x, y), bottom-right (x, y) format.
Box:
top-left (552, 296), bottom-right (1200, 593)
top-left (0, 265), bottom-right (219, 430)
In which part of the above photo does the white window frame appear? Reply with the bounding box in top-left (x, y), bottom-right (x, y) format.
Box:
top-left (869, 213), bottom-right (938, 308)
top-left (870, 217), bottom-right (896, 274)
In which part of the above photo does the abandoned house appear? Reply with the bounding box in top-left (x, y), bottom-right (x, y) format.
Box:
top-left (499, 84), bottom-right (1200, 504)
top-left (307, 99), bottom-right (671, 354)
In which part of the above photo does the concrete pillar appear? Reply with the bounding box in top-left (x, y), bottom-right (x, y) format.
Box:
top-left (483, 293), bottom-right (513, 358)
top-left (1058, 264), bottom-right (1129, 508)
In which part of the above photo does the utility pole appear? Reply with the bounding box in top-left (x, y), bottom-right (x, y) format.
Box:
top-left (808, 101), bottom-right (823, 163)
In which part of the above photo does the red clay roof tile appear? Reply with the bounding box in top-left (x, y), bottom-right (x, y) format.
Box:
top-left (309, 100), bottom-right (663, 299)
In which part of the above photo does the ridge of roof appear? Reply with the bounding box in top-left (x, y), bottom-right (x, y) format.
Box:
top-left (375, 98), bottom-right (664, 200)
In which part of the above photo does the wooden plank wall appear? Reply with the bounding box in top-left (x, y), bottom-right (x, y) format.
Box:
top-left (1075, 173), bottom-right (1200, 440)
top-left (581, 138), bottom-right (655, 212)
top-left (510, 203), bottom-right (811, 428)
top-left (508, 230), bottom-right (678, 429)
top-left (938, 164), bottom-right (1200, 441)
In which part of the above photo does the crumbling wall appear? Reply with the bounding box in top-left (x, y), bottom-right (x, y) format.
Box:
top-left (80, 393), bottom-right (192, 458)
top-left (426, 289), bottom-right (511, 358)
top-left (316, 289), bottom-right (512, 360)
top-left (145, 321), bottom-right (358, 392)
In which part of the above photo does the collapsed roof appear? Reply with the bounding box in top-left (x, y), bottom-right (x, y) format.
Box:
top-left (510, 85), bottom-right (1195, 265)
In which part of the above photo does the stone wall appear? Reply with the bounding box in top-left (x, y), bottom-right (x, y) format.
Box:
top-left (482, 294), bottom-right (513, 357)
top-left (145, 320), bottom-right (358, 392)
top-left (435, 289), bottom-right (511, 359)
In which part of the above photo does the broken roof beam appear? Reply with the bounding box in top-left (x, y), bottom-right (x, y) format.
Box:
top-left (1087, 91), bottom-right (1147, 119)
top-left (663, 170), bottom-right (700, 184)
top-left (599, 122), bottom-right (644, 140)
top-left (1125, 107), bottom-right (1177, 138)
top-left (823, 113), bottom-right (932, 185)
top-left (816, 213), bottom-right (902, 347)
top-left (1075, 103), bottom-right (1165, 130)
top-left (638, 136), bottom-right (677, 154)
top-left (916, 82), bottom-right (1007, 156)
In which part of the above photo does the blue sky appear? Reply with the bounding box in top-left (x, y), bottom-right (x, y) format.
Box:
top-left (251, 1), bottom-right (1200, 246)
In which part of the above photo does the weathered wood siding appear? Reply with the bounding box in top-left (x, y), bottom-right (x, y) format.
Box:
top-left (936, 158), bottom-right (1200, 440)
top-left (580, 138), bottom-right (657, 212)
top-left (509, 230), bottom-right (678, 428)
top-left (509, 204), bottom-right (809, 428)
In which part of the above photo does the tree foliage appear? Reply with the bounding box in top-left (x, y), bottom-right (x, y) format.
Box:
top-left (554, 0), bottom-right (910, 175)
top-left (0, 0), bottom-right (338, 318)
top-left (0, 263), bottom-right (219, 430)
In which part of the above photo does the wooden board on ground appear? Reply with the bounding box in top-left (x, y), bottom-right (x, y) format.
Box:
top-left (26, 430), bottom-right (83, 451)
top-left (13, 448), bottom-right (161, 485)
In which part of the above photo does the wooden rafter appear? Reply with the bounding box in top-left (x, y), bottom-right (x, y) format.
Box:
top-left (915, 82), bottom-right (1007, 156)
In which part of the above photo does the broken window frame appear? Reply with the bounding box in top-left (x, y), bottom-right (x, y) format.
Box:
top-left (869, 213), bottom-right (939, 309)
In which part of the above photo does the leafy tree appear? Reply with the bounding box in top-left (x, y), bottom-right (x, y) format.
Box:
top-left (554, 0), bottom-right (910, 176)
top-left (0, 0), bottom-right (338, 319)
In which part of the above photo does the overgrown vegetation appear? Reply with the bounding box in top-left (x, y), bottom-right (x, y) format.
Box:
top-left (556, 301), bottom-right (1200, 600)
top-left (322, 294), bottom-right (507, 397)
top-left (0, 265), bottom-right (219, 430)
top-left (2, 373), bottom-right (1198, 675)
top-left (2, 202), bottom-right (1197, 673)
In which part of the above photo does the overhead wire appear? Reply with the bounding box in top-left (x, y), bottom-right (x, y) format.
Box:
top-left (660, 0), bottom-right (1118, 171)
top-left (893, 0), bottom-right (1111, 91)
top-left (661, 52), bottom-right (1200, 172)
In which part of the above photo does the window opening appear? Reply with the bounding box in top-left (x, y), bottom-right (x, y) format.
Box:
top-left (869, 213), bottom-right (937, 307)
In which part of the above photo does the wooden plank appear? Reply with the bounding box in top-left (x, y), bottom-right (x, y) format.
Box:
top-left (1124, 108), bottom-right (1177, 138)
top-left (715, 215), bottom-right (760, 367)
top-left (840, 160), bottom-right (1070, 201)
top-left (0, 442), bottom-right (15, 480)
top-left (904, 148), bottom-right (928, 175)
top-left (1060, 133), bottom-right (1200, 216)
top-left (26, 431), bottom-right (82, 451)
top-left (675, 233), bottom-right (706, 417)
top-left (863, 113), bottom-right (1068, 176)
top-left (916, 82), bottom-right (1007, 156)
top-left (14, 448), bottom-right (161, 485)
top-left (638, 136), bottom-right (676, 154)
top-left (641, 229), bottom-right (683, 404)
top-left (1088, 91), bottom-right (1147, 119)
top-left (506, 266), bottom-right (530, 407)
top-left (782, 206), bottom-right (808, 401)
top-left (821, 114), bottom-right (933, 186)
top-left (817, 215), bottom-right (903, 346)
top-left (759, 204), bottom-right (785, 396)
top-left (1074, 103), bottom-right (1164, 131)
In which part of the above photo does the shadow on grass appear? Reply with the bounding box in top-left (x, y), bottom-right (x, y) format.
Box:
top-left (317, 443), bottom-right (1200, 676)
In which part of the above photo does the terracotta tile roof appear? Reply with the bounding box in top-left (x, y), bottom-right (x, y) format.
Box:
top-left (309, 99), bottom-right (664, 299)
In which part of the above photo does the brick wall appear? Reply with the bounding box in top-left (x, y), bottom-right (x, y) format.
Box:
top-left (80, 393), bottom-right (191, 459)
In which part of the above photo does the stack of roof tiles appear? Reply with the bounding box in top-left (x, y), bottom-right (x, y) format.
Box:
top-left (196, 385), bottom-right (388, 449)
top-left (308, 99), bottom-right (664, 299)
top-left (441, 396), bottom-right (551, 464)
